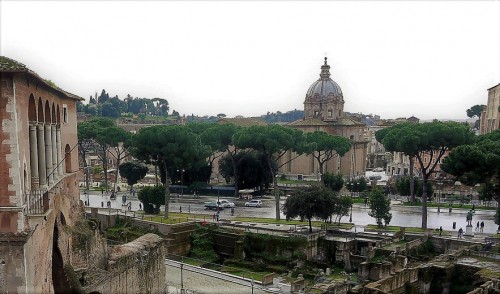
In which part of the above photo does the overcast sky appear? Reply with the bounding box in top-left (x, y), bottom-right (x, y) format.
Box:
top-left (1, 1), bottom-right (499, 120)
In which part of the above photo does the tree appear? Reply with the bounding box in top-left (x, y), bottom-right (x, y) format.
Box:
top-left (376, 122), bottom-right (419, 202)
top-left (219, 151), bottom-right (274, 194)
top-left (129, 125), bottom-right (211, 218)
top-left (79, 117), bottom-right (116, 191)
top-left (346, 177), bottom-right (368, 193)
top-left (333, 196), bottom-right (353, 224)
top-left (200, 124), bottom-right (244, 195)
top-left (380, 121), bottom-right (475, 228)
top-left (282, 186), bottom-right (336, 232)
top-left (234, 125), bottom-right (310, 220)
top-left (101, 126), bottom-right (132, 191)
top-left (305, 131), bottom-right (351, 182)
top-left (466, 104), bottom-right (486, 119)
top-left (77, 120), bottom-right (100, 191)
top-left (151, 98), bottom-right (169, 116)
top-left (442, 129), bottom-right (500, 204)
top-left (138, 186), bottom-right (165, 214)
top-left (119, 162), bottom-right (148, 188)
top-left (368, 188), bottom-right (392, 227)
top-left (323, 172), bottom-right (344, 192)
top-left (395, 176), bottom-right (433, 198)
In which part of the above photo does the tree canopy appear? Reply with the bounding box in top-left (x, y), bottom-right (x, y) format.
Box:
top-left (233, 125), bottom-right (310, 220)
top-left (323, 172), bottom-right (344, 192)
top-left (368, 188), bottom-right (392, 227)
top-left (129, 125), bottom-right (211, 217)
top-left (466, 104), bottom-right (486, 118)
top-left (442, 130), bottom-right (500, 204)
top-left (378, 121), bottom-right (475, 228)
top-left (138, 185), bottom-right (165, 214)
top-left (282, 186), bottom-right (336, 232)
top-left (119, 162), bottom-right (148, 187)
top-left (305, 131), bottom-right (351, 180)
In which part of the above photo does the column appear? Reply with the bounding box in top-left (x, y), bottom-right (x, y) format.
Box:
top-left (37, 123), bottom-right (47, 188)
top-left (56, 125), bottom-right (62, 177)
top-left (29, 123), bottom-right (39, 189)
top-left (45, 123), bottom-right (53, 186)
top-left (51, 124), bottom-right (57, 180)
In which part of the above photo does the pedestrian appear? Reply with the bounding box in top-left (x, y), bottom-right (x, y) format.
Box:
top-left (139, 203), bottom-right (142, 210)
top-left (216, 211), bottom-right (220, 222)
top-left (476, 221), bottom-right (480, 231)
top-left (231, 207), bottom-right (235, 216)
top-left (179, 206), bottom-right (182, 213)
top-left (101, 188), bottom-right (104, 195)
top-left (480, 221), bottom-right (484, 232)
top-left (212, 213), bottom-right (216, 221)
top-left (101, 201), bottom-right (104, 208)
top-left (458, 227), bottom-right (463, 238)
top-left (453, 222), bottom-right (456, 230)
top-left (439, 226), bottom-right (443, 236)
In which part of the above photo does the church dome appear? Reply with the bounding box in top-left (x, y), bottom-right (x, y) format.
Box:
top-left (306, 57), bottom-right (342, 97)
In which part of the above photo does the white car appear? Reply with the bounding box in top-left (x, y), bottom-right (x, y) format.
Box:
top-left (218, 199), bottom-right (235, 208)
top-left (245, 200), bottom-right (262, 207)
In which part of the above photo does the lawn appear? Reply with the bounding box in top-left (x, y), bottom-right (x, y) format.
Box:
top-left (232, 217), bottom-right (353, 230)
top-left (220, 265), bottom-right (270, 281)
top-left (403, 202), bottom-right (497, 211)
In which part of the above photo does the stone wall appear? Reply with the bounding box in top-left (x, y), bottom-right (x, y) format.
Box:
top-left (85, 233), bottom-right (166, 293)
top-left (361, 267), bottom-right (419, 293)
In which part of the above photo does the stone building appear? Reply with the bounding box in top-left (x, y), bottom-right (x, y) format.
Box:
top-left (281, 58), bottom-right (368, 179)
top-left (479, 83), bottom-right (500, 134)
top-left (0, 56), bottom-right (83, 292)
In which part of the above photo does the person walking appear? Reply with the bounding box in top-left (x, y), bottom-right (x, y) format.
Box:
top-left (439, 226), bottom-right (443, 236)
top-left (476, 221), bottom-right (480, 231)
top-left (139, 203), bottom-right (142, 210)
top-left (212, 213), bottom-right (216, 222)
top-left (179, 206), bottom-right (182, 213)
top-left (458, 227), bottom-right (463, 238)
top-left (480, 221), bottom-right (484, 232)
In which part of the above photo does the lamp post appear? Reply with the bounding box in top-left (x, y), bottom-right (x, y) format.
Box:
top-left (177, 169), bottom-right (185, 196)
top-left (349, 202), bottom-right (353, 223)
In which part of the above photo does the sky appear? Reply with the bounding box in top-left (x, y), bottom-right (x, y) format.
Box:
top-left (1, 1), bottom-right (499, 120)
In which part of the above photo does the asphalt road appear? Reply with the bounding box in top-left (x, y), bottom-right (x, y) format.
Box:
top-left (82, 192), bottom-right (499, 234)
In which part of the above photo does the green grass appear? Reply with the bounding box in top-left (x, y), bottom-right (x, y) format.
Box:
top-left (220, 265), bottom-right (270, 281)
top-left (232, 217), bottom-right (353, 229)
top-left (403, 202), bottom-right (497, 211)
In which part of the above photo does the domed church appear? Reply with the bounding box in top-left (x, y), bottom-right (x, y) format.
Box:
top-left (281, 58), bottom-right (368, 179)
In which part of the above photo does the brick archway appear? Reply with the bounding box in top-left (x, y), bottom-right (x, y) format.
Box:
top-left (52, 213), bottom-right (70, 293)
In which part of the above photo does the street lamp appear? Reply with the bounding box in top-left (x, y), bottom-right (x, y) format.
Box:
top-left (349, 202), bottom-right (353, 223)
top-left (177, 169), bottom-right (185, 196)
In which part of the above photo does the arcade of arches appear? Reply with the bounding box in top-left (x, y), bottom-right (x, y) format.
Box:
top-left (27, 94), bottom-right (69, 190)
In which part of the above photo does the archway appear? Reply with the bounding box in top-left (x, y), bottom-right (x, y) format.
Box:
top-left (65, 144), bottom-right (71, 173)
top-left (37, 98), bottom-right (44, 123)
top-left (45, 100), bottom-right (51, 123)
top-left (52, 213), bottom-right (70, 293)
top-left (28, 94), bottom-right (36, 122)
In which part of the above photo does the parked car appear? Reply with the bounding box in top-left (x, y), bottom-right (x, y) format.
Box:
top-left (204, 201), bottom-right (223, 210)
top-left (218, 199), bottom-right (235, 208)
top-left (245, 199), bottom-right (262, 207)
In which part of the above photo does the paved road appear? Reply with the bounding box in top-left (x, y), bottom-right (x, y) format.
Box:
top-left (165, 260), bottom-right (267, 294)
top-left (81, 191), bottom-right (499, 234)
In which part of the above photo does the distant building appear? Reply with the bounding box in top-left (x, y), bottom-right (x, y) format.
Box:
top-left (479, 83), bottom-right (500, 134)
top-left (282, 58), bottom-right (368, 179)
